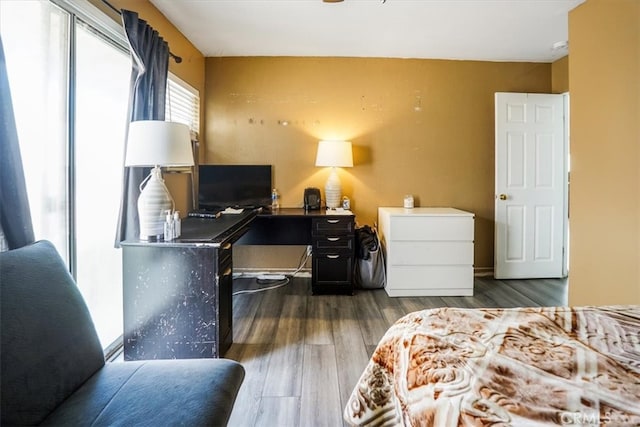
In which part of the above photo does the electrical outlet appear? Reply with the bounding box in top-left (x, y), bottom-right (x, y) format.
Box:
top-left (306, 245), bottom-right (312, 256)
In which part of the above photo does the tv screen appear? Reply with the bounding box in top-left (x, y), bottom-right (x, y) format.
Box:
top-left (198, 165), bottom-right (272, 211)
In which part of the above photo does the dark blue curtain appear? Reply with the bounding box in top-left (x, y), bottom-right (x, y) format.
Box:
top-left (115, 10), bottom-right (170, 244)
top-left (0, 35), bottom-right (35, 250)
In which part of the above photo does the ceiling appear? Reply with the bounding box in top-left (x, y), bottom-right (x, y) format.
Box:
top-left (149, 0), bottom-right (585, 63)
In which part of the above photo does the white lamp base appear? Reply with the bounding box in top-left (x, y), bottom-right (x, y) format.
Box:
top-left (138, 166), bottom-right (173, 240)
top-left (324, 167), bottom-right (342, 209)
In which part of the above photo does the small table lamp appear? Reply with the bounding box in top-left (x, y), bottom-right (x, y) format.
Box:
top-left (315, 140), bottom-right (353, 209)
top-left (125, 120), bottom-right (194, 240)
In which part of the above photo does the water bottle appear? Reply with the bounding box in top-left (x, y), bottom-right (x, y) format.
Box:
top-left (271, 188), bottom-right (280, 211)
top-left (173, 211), bottom-right (181, 238)
top-left (164, 210), bottom-right (174, 241)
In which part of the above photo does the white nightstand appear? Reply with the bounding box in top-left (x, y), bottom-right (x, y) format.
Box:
top-left (378, 207), bottom-right (475, 297)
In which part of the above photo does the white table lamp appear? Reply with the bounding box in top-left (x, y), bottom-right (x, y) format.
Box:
top-left (125, 120), bottom-right (194, 240)
top-left (315, 140), bottom-right (353, 209)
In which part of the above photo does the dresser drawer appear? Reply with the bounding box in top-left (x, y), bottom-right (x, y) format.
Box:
top-left (312, 234), bottom-right (354, 251)
top-left (390, 216), bottom-right (473, 241)
top-left (312, 217), bottom-right (354, 235)
top-left (388, 241), bottom-right (473, 265)
top-left (386, 265), bottom-right (473, 296)
top-left (312, 252), bottom-right (354, 282)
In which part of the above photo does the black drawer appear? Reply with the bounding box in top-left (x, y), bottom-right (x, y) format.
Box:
top-left (312, 234), bottom-right (354, 251)
top-left (312, 217), bottom-right (354, 235)
top-left (217, 256), bottom-right (233, 356)
top-left (312, 252), bottom-right (354, 286)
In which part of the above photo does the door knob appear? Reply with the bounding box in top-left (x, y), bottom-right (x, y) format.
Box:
top-left (499, 194), bottom-right (507, 200)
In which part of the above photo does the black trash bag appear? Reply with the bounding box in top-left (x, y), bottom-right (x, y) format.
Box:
top-left (354, 225), bottom-right (386, 289)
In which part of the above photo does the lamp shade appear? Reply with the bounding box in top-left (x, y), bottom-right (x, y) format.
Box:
top-left (315, 140), bottom-right (353, 168)
top-left (125, 120), bottom-right (194, 167)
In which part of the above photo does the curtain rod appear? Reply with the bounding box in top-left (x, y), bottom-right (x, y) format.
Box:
top-left (102, 0), bottom-right (183, 63)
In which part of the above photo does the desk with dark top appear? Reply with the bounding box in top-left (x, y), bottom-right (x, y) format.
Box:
top-left (121, 208), bottom-right (354, 360)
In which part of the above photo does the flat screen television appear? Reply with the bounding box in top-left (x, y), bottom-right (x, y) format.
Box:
top-left (198, 165), bottom-right (272, 211)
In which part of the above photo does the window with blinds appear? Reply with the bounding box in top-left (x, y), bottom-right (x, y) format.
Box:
top-left (165, 74), bottom-right (199, 207)
top-left (166, 74), bottom-right (200, 139)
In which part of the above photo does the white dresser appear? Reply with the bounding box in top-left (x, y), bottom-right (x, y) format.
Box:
top-left (378, 207), bottom-right (474, 297)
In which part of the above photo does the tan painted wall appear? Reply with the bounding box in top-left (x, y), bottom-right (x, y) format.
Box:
top-left (205, 57), bottom-right (552, 269)
top-left (552, 56), bottom-right (569, 94)
top-left (568, 0), bottom-right (640, 305)
top-left (90, 0), bottom-right (205, 215)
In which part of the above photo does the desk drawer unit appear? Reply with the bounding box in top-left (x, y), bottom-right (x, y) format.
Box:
top-left (378, 207), bottom-right (475, 297)
top-left (311, 216), bottom-right (355, 295)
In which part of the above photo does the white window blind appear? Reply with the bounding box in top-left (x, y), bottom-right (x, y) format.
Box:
top-left (166, 74), bottom-right (200, 138)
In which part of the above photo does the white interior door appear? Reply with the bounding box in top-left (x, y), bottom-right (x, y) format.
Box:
top-left (494, 92), bottom-right (567, 279)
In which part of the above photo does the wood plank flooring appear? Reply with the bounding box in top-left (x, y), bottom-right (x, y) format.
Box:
top-left (225, 275), bottom-right (568, 426)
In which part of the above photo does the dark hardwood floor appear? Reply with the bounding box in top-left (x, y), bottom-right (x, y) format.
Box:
top-left (225, 275), bottom-right (568, 426)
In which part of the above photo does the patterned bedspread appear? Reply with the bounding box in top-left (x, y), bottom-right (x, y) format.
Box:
top-left (344, 306), bottom-right (640, 426)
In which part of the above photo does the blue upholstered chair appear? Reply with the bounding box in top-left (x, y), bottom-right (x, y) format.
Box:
top-left (1, 240), bottom-right (244, 426)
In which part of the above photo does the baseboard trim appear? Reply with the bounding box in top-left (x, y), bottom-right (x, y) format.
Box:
top-left (236, 267), bottom-right (490, 279)
top-left (474, 267), bottom-right (494, 277)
